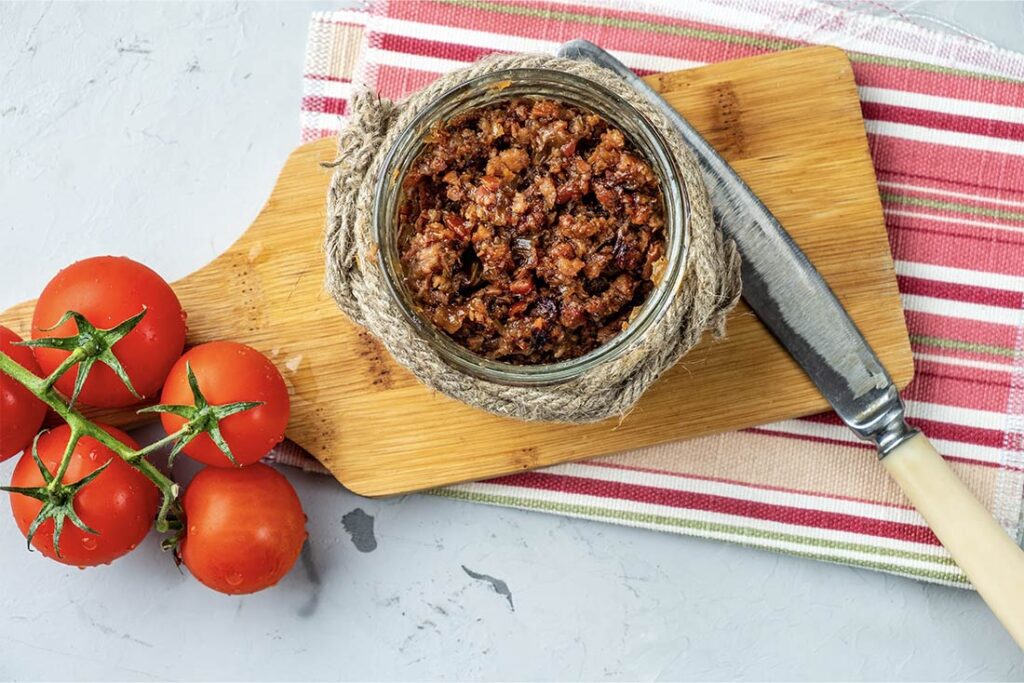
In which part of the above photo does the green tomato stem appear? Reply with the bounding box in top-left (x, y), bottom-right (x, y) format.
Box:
top-left (0, 349), bottom-right (182, 532)
top-left (46, 426), bottom-right (81, 493)
top-left (131, 429), bottom-right (187, 462)
top-left (42, 347), bottom-right (85, 392)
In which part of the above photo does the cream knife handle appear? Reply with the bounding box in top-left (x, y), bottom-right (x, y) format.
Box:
top-left (883, 432), bottom-right (1024, 648)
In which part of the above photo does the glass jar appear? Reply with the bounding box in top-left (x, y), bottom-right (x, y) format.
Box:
top-left (372, 67), bottom-right (690, 386)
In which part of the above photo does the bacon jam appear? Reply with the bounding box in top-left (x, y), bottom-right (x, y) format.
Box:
top-left (397, 98), bottom-right (666, 364)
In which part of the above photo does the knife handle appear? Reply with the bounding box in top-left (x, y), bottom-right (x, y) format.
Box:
top-left (883, 432), bottom-right (1024, 648)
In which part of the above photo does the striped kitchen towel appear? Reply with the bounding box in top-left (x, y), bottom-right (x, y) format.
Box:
top-left (285, 0), bottom-right (1024, 586)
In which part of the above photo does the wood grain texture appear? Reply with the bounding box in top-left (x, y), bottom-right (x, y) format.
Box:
top-left (0, 47), bottom-right (913, 496)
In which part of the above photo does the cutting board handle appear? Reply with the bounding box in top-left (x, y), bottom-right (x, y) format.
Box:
top-left (883, 433), bottom-right (1024, 649)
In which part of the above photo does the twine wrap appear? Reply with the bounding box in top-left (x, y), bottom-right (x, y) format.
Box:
top-left (324, 54), bottom-right (741, 423)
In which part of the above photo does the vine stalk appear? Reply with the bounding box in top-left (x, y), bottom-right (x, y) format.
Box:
top-left (0, 349), bottom-right (184, 534)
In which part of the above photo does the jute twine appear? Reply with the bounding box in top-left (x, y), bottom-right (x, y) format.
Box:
top-left (324, 54), bottom-right (741, 423)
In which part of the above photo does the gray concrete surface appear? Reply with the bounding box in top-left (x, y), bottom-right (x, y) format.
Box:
top-left (1, 2), bottom-right (1023, 681)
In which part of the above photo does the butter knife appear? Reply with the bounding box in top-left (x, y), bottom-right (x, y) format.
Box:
top-left (558, 39), bottom-right (1024, 646)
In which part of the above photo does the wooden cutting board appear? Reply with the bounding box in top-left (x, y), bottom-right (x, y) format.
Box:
top-left (0, 46), bottom-right (913, 496)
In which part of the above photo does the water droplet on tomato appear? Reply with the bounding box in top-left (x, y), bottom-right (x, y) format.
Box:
top-left (189, 525), bottom-right (198, 536)
top-left (225, 572), bottom-right (244, 587)
top-left (128, 543), bottom-right (137, 551)
top-left (81, 536), bottom-right (98, 550)
top-left (88, 450), bottom-right (98, 461)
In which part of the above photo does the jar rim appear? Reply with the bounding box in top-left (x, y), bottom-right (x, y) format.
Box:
top-left (372, 67), bottom-right (691, 386)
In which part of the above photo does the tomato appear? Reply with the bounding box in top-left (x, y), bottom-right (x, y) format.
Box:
top-left (0, 326), bottom-right (48, 461)
top-left (181, 463), bottom-right (306, 594)
top-left (8, 424), bottom-right (159, 566)
top-left (32, 256), bottom-right (186, 408)
top-left (158, 342), bottom-right (289, 467)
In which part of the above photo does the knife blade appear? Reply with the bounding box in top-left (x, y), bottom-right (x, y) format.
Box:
top-left (558, 39), bottom-right (1024, 648)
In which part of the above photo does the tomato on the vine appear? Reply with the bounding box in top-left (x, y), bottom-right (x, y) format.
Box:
top-left (158, 342), bottom-right (290, 467)
top-left (31, 256), bottom-right (187, 408)
top-left (0, 326), bottom-right (47, 461)
top-left (181, 463), bottom-right (306, 594)
top-left (2, 255), bottom-right (308, 592)
top-left (8, 424), bottom-right (160, 566)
